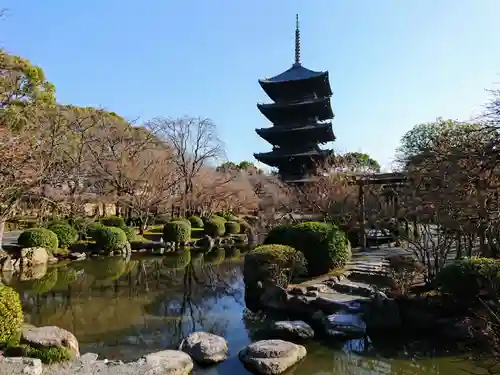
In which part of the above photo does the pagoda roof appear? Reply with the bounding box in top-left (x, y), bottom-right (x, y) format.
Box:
top-left (258, 64), bottom-right (333, 102)
top-left (257, 97), bottom-right (334, 124)
top-left (256, 123), bottom-right (335, 146)
top-left (254, 148), bottom-right (332, 167)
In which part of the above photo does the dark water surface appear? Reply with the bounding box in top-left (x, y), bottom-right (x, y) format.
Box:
top-left (6, 248), bottom-right (487, 375)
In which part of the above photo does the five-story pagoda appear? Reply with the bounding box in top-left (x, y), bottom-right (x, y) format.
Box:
top-left (254, 15), bottom-right (335, 183)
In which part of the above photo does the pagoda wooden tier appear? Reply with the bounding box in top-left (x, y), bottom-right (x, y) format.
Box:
top-left (253, 15), bottom-right (335, 183)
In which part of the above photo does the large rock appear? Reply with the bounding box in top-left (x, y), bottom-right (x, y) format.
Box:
top-left (269, 321), bottom-right (314, 341)
top-left (363, 291), bottom-right (402, 331)
top-left (324, 313), bottom-right (366, 339)
top-left (179, 332), bottom-right (228, 365)
top-left (19, 247), bottom-right (48, 266)
top-left (21, 326), bottom-right (80, 358)
top-left (239, 339), bottom-right (306, 375)
top-left (138, 350), bottom-right (193, 375)
top-left (260, 284), bottom-right (288, 310)
top-left (0, 357), bottom-right (42, 375)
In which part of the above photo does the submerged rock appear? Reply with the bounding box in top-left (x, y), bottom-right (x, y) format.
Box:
top-left (239, 339), bottom-right (306, 375)
top-left (179, 331), bottom-right (228, 365)
top-left (324, 313), bottom-right (366, 339)
top-left (21, 325), bottom-right (80, 358)
top-left (269, 321), bottom-right (314, 341)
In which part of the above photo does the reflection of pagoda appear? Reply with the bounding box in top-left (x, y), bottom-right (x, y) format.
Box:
top-left (254, 15), bottom-right (335, 183)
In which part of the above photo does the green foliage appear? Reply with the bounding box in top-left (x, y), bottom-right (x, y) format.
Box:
top-left (17, 228), bottom-right (59, 250)
top-left (47, 224), bottom-right (78, 248)
top-left (87, 222), bottom-right (105, 238)
top-left (212, 215), bottom-right (226, 223)
top-left (435, 258), bottom-right (500, 301)
top-left (188, 216), bottom-right (204, 228)
top-left (204, 217), bottom-right (226, 237)
top-left (0, 285), bottom-right (24, 347)
top-left (243, 244), bottom-right (307, 289)
top-left (99, 215), bottom-right (126, 228)
top-left (163, 221), bottom-right (191, 243)
top-left (121, 226), bottom-right (137, 242)
top-left (203, 248), bottom-right (226, 265)
top-left (5, 344), bottom-right (72, 364)
top-left (69, 217), bottom-right (94, 235)
top-left (224, 220), bottom-right (241, 234)
top-left (340, 152), bottom-right (381, 173)
top-left (93, 227), bottom-right (128, 253)
top-left (46, 219), bottom-right (68, 227)
top-left (264, 222), bottom-right (351, 276)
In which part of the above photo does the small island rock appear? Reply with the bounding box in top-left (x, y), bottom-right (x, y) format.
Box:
top-left (179, 332), bottom-right (228, 365)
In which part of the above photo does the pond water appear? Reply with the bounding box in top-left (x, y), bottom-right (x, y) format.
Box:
top-left (4, 247), bottom-right (488, 375)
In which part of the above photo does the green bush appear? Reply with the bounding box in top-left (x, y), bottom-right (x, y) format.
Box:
top-left (5, 345), bottom-right (72, 364)
top-left (0, 285), bottom-right (24, 346)
top-left (188, 216), bottom-right (204, 228)
top-left (122, 226), bottom-right (137, 242)
top-left (224, 220), bottom-right (240, 235)
top-left (212, 215), bottom-right (226, 223)
top-left (435, 258), bottom-right (500, 301)
top-left (69, 217), bottom-right (94, 235)
top-left (17, 228), bottom-right (59, 251)
top-left (244, 244), bottom-right (307, 289)
top-left (87, 222), bottom-right (105, 239)
top-left (163, 221), bottom-right (191, 243)
top-left (46, 219), bottom-right (68, 227)
top-left (204, 218), bottom-right (226, 237)
top-left (93, 227), bottom-right (128, 253)
top-left (47, 224), bottom-right (78, 248)
top-left (99, 215), bottom-right (126, 228)
top-left (264, 221), bottom-right (351, 276)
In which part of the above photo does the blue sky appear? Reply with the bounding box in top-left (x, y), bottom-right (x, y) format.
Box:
top-left (2, 0), bottom-right (499, 171)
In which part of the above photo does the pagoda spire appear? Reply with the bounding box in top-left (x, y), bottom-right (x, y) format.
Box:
top-left (294, 14), bottom-right (301, 66)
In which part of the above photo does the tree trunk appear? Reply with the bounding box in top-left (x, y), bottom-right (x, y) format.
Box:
top-left (0, 219), bottom-right (5, 252)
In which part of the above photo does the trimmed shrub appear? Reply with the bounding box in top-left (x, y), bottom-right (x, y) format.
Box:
top-left (224, 220), bottom-right (240, 235)
top-left (204, 218), bottom-right (226, 238)
top-left (188, 215), bottom-right (204, 228)
top-left (47, 224), bottom-right (78, 248)
top-left (99, 215), bottom-right (126, 228)
top-left (244, 244), bottom-right (307, 290)
top-left (264, 221), bottom-right (351, 276)
top-left (122, 226), bottom-right (137, 242)
top-left (163, 221), bottom-right (191, 243)
top-left (87, 222), bottom-right (105, 239)
top-left (17, 228), bottom-right (59, 251)
top-left (435, 258), bottom-right (500, 301)
top-left (69, 217), bottom-right (94, 235)
top-left (0, 285), bottom-right (24, 346)
top-left (212, 215), bottom-right (226, 223)
top-left (93, 227), bottom-right (128, 253)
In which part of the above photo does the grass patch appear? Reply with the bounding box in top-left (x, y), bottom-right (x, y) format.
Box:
top-left (5, 344), bottom-right (72, 364)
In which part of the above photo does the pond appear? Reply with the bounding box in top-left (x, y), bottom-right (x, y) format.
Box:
top-left (3, 247), bottom-right (488, 375)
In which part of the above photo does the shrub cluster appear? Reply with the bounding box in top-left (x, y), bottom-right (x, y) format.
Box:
top-left (204, 217), bottom-right (226, 238)
top-left (0, 285), bottom-right (24, 347)
top-left (17, 228), bottom-right (59, 251)
top-left (47, 223), bottom-right (78, 248)
top-left (121, 226), bottom-right (137, 242)
top-left (264, 221), bottom-right (351, 276)
top-left (86, 222), bottom-right (105, 239)
top-left (93, 227), bottom-right (128, 253)
top-left (224, 220), bottom-right (240, 235)
top-left (99, 215), bottom-right (126, 228)
top-left (435, 258), bottom-right (500, 301)
top-left (163, 221), bottom-right (191, 243)
top-left (188, 216), bottom-right (204, 228)
top-left (243, 244), bottom-right (307, 290)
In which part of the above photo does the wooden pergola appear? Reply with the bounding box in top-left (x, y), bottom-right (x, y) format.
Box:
top-left (348, 172), bottom-right (407, 248)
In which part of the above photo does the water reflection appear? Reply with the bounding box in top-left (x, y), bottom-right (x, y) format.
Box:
top-left (4, 247), bottom-right (485, 375)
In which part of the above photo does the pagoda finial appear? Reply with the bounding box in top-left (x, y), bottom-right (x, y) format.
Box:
top-left (294, 14), bottom-right (301, 66)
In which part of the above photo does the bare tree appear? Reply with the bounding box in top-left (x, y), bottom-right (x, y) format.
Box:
top-left (147, 116), bottom-right (224, 212)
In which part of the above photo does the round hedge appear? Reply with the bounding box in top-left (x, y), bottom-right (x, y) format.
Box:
top-left (264, 222), bottom-right (351, 276)
top-left (47, 224), bottom-right (78, 248)
top-left (188, 216), bottom-right (204, 228)
top-left (212, 215), bottom-right (226, 223)
top-left (93, 227), bottom-right (128, 253)
top-left (99, 215), bottom-right (126, 228)
top-left (122, 226), bottom-right (137, 242)
top-left (224, 221), bottom-right (240, 235)
top-left (87, 222), bottom-right (105, 239)
top-left (0, 285), bottom-right (24, 346)
top-left (17, 228), bottom-right (59, 251)
top-left (163, 221), bottom-right (191, 243)
top-left (204, 218), bottom-right (226, 238)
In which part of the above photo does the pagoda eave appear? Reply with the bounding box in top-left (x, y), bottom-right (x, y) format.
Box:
top-left (257, 97), bottom-right (334, 124)
top-left (256, 123), bottom-right (335, 145)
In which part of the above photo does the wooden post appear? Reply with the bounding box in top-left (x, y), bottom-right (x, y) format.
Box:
top-left (358, 183), bottom-right (366, 249)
